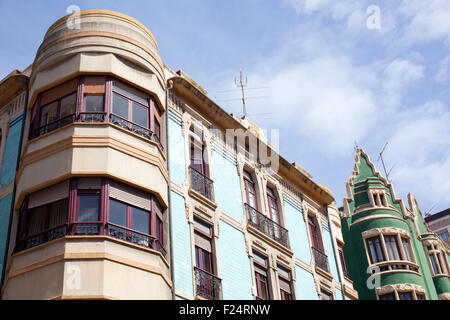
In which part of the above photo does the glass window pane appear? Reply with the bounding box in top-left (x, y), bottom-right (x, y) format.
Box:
top-left (132, 102), bottom-right (148, 128)
top-left (277, 266), bottom-right (290, 279)
top-left (109, 199), bottom-right (127, 227)
top-left (112, 93), bottom-right (129, 119)
top-left (78, 194), bottom-right (100, 222)
top-left (85, 94), bottom-right (104, 112)
top-left (131, 206), bottom-right (149, 234)
top-left (253, 252), bottom-right (267, 267)
top-left (113, 82), bottom-right (148, 105)
top-left (379, 293), bottom-right (395, 300)
top-left (430, 254), bottom-right (440, 274)
top-left (48, 198), bottom-right (69, 228)
top-left (40, 101), bottom-right (58, 126)
top-left (60, 93), bottom-right (77, 118)
top-left (399, 292), bottom-right (412, 300)
top-left (194, 219), bottom-right (211, 236)
top-left (402, 238), bottom-right (413, 262)
top-left (154, 119), bottom-right (161, 138)
top-left (26, 205), bottom-right (47, 236)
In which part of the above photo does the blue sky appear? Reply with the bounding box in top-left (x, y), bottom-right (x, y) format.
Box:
top-left (1, 0), bottom-right (449, 215)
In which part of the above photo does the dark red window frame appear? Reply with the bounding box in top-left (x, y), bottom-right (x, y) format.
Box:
top-left (193, 218), bottom-right (214, 274)
top-left (243, 170), bottom-right (258, 210)
top-left (266, 187), bottom-right (280, 225)
top-left (16, 178), bottom-right (165, 255)
top-left (308, 216), bottom-right (322, 251)
top-left (29, 76), bottom-right (163, 146)
top-left (277, 265), bottom-right (293, 300)
top-left (253, 252), bottom-right (271, 300)
top-left (338, 246), bottom-right (348, 277)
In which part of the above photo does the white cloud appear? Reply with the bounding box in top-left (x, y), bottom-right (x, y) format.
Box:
top-left (388, 100), bottom-right (450, 210)
top-left (398, 0), bottom-right (450, 46)
top-left (435, 55), bottom-right (450, 83)
top-left (382, 59), bottom-right (424, 108)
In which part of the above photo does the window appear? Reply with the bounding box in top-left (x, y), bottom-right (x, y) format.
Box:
top-left (189, 126), bottom-right (207, 175)
top-left (308, 216), bottom-right (322, 251)
top-left (426, 243), bottom-right (449, 276)
top-left (398, 292), bottom-right (413, 300)
top-left (253, 252), bottom-right (270, 300)
top-left (266, 187), bottom-right (280, 225)
top-left (112, 82), bottom-right (150, 133)
top-left (194, 218), bottom-right (214, 274)
top-left (78, 193), bottom-right (100, 222)
top-left (366, 236), bottom-right (386, 264)
top-left (416, 293), bottom-right (425, 300)
top-left (277, 265), bottom-right (293, 300)
top-left (401, 237), bottom-right (414, 262)
top-left (16, 178), bottom-right (166, 255)
top-left (379, 293), bottom-right (395, 300)
top-left (39, 93), bottom-right (77, 134)
top-left (108, 199), bottom-right (150, 234)
top-left (384, 235), bottom-right (402, 261)
top-left (438, 231), bottom-right (448, 243)
top-left (244, 170), bottom-right (258, 210)
top-left (338, 245), bottom-right (349, 277)
top-left (320, 289), bottom-right (333, 300)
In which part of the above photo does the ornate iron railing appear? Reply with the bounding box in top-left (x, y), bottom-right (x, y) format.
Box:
top-left (107, 223), bottom-right (155, 248)
top-left (189, 166), bottom-right (215, 201)
top-left (70, 222), bottom-right (102, 235)
top-left (153, 133), bottom-right (164, 150)
top-left (245, 204), bottom-right (290, 248)
top-left (110, 114), bottom-right (153, 140)
top-left (16, 223), bottom-right (68, 251)
top-left (312, 247), bottom-right (330, 273)
top-left (194, 267), bottom-right (222, 300)
top-left (31, 113), bottom-right (76, 139)
top-left (79, 112), bottom-right (107, 123)
top-left (154, 239), bottom-right (167, 257)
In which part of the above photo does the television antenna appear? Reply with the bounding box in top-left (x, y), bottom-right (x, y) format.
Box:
top-left (377, 142), bottom-right (394, 182)
top-left (235, 68), bottom-right (248, 117)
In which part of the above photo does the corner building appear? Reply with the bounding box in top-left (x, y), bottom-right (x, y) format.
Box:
top-left (341, 148), bottom-right (450, 300)
top-left (2, 10), bottom-right (170, 299)
top-left (0, 10), bottom-right (357, 300)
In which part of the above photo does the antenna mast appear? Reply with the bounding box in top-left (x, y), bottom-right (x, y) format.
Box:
top-left (235, 68), bottom-right (248, 118)
top-left (377, 142), bottom-right (391, 181)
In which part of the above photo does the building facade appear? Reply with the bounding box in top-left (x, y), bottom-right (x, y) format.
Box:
top-left (0, 10), bottom-right (357, 300)
top-left (425, 209), bottom-right (450, 246)
top-left (0, 69), bottom-right (29, 286)
top-left (166, 70), bottom-right (358, 301)
top-left (341, 148), bottom-right (450, 300)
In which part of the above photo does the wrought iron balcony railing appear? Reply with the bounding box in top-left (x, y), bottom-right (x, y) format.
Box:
top-left (15, 221), bottom-right (167, 257)
top-left (189, 166), bottom-right (215, 201)
top-left (30, 112), bottom-right (164, 149)
top-left (245, 204), bottom-right (290, 248)
top-left (30, 113), bottom-right (77, 139)
top-left (110, 114), bottom-right (153, 140)
top-left (312, 247), bottom-right (330, 273)
top-left (16, 223), bottom-right (68, 251)
top-left (194, 267), bottom-right (222, 300)
top-left (79, 112), bottom-right (107, 123)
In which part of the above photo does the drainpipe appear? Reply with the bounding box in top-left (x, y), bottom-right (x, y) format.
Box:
top-left (165, 79), bottom-right (175, 300)
top-left (0, 77), bottom-right (29, 297)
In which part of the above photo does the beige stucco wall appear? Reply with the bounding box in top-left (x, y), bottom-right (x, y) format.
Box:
top-left (3, 237), bottom-right (171, 300)
top-left (15, 124), bottom-right (168, 210)
top-left (29, 10), bottom-right (166, 110)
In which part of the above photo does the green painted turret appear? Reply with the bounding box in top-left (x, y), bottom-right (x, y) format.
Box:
top-left (340, 148), bottom-right (450, 300)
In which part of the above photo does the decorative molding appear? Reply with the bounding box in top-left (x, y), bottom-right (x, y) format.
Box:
top-left (246, 224), bottom-right (294, 257)
top-left (438, 293), bottom-right (450, 300)
top-left (362, 227), bottom-right (410, 239)
top-left (375, 283), bottom-right (425, 295)
top-left (343, 284), bottom-right (359, 300)
top-left (315, 266), bottom-right (334, 282)
top-left (350, 214), bottom-right (409, 227)
top-left (187, 188), bottom-right (218, 211)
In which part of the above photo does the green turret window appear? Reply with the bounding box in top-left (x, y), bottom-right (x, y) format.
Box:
top-left (385, 236), bottom-right (402, 261)
top-left (366, 236), bottom-right (385, 264)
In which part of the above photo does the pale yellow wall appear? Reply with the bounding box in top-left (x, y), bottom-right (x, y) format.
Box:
top-left (3, 238), bottom-right (171, 300)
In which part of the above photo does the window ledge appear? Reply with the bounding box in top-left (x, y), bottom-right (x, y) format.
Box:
top-left (188, 188), bottom-right (218, 211)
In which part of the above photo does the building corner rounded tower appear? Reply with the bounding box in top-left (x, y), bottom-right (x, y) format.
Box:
top-left (1, 10), bottom-right (172, 300)
top-left (340, 148), bottom-right (450, 300)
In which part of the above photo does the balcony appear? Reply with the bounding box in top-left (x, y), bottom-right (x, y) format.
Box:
top-left (312, 247), bottom-right (330, 273)
top-left (189, 166), bottom-right (215, 201)
top-left (245, 204), bottom-right (290, 248)
top-left (29, 112), bottom-right (163, 148)
top-left (15, 221), bottom-right (167, 257)
top-left (194, 267), bottom-right (222, 300)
